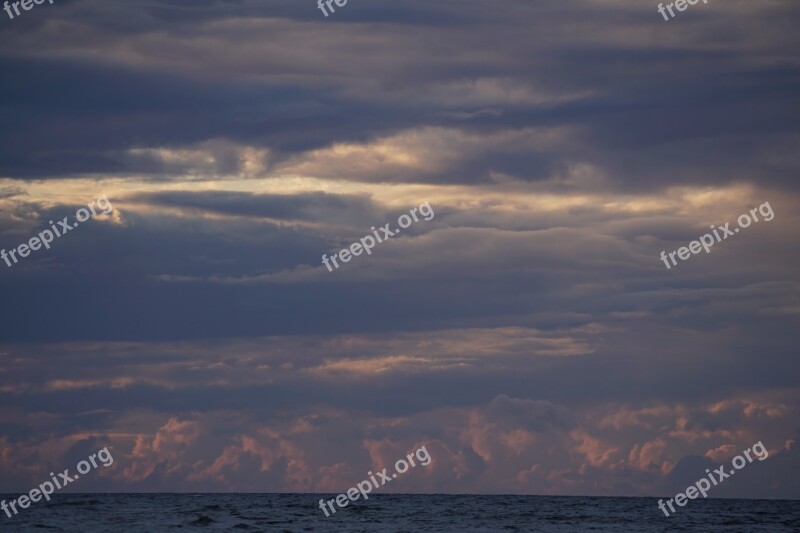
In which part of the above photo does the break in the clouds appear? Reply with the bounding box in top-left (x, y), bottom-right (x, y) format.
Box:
top-left (0, 0), bottom-right (799, 499)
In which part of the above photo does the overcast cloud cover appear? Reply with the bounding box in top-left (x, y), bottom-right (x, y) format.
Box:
top-left (0, 0), bottom-right (799, 498)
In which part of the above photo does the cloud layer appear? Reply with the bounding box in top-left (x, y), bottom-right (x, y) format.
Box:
top-left (0, 0), bottom-right (798, 498)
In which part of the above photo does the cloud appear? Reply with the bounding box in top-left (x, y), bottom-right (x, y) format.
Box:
top-left (0, 0), bottom-right (798, 499)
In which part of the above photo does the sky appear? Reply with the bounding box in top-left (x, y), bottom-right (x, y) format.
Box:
top-left (0, 0), bottom-right (799, 498)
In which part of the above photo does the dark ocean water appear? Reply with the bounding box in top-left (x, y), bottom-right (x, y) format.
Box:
top-left (1, 493), bottom-right (799, 532)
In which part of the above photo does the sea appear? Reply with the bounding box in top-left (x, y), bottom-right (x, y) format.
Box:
top-left (1, 493), bottom-right (799, 531)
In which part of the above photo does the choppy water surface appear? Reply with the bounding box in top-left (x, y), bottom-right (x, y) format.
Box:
top-left (1, 493), bottom-right (799, 531)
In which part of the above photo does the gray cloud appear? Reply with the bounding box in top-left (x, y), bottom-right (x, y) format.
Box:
top-left (0, 0), bottom-right (798, 500)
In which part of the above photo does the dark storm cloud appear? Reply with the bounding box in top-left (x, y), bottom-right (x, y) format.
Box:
top-left (0, 56), bottom-right (396, 178)
top-left (129, 190), bottom-right (383, 224)
top-left (0, 189), bottom-right (796, 356)
top-left (0, 0), bottom-right (797, 188)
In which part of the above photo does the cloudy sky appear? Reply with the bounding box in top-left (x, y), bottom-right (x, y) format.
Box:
top-left (0, 0), bottom-right (799, 498)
